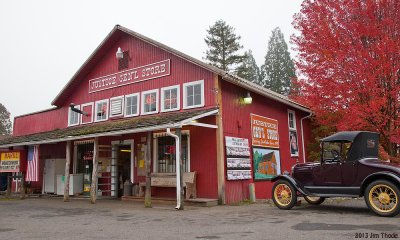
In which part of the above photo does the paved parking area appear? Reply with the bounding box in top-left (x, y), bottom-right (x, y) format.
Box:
top-left (0, 197), bottom-right (399, 240)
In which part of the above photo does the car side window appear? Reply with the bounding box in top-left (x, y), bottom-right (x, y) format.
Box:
top-left (322, 142), bottom-right (341, 163)
top-left (341, 142), bottom-right (352, 162)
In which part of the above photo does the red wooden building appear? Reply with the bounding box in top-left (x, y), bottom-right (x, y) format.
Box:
top-left (0, 25), bottom-right (311, 204)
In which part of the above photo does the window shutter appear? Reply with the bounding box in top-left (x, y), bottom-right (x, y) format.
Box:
top-left (110, 98), bottom-right (122, 116)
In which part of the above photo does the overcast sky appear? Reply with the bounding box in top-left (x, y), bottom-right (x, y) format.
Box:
top-left (0, 0), bottom-right (303, 121)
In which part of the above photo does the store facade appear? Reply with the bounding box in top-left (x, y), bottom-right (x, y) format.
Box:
top-left (0, 25), bottom-right (311, 204)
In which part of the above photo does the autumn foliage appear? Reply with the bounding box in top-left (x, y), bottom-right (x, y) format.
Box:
top-left (292, 0), bottom-right (400, 156)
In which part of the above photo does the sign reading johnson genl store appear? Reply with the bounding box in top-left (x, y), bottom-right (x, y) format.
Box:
top-left (88, 59), bottom-right (171, 93)
top-left (0, 151), bottom-right (21, 172)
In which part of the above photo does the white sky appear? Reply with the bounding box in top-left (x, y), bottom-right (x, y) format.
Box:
top-left (0, 0), bottom-right (302, 121)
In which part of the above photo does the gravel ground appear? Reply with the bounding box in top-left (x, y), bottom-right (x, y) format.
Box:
top-left (0, 197), bottom-right (399, 240)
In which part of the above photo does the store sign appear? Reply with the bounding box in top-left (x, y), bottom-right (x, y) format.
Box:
top-left (88, 59), bottom-right (171, 93)
top-left (0, 151), bottom-right (21, 172)
top-left (251, 114), bottom-right (279, 149)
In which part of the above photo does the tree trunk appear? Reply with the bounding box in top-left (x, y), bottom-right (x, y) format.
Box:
top-left (144, 132), bottom-right (152, 208)
top-left (64, 141), bottom-right (71, 202)
top-left (90, 137), bottom-right (99, 204)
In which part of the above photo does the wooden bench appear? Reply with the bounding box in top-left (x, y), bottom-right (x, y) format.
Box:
top-left (139, 172), bottom-right (197, 199)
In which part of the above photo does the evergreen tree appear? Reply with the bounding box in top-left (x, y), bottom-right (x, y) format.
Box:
top-left (204, 19), bottom-right (243, 72)
top-left (236, 50), bottom-right (262, 85)
top-left (0, 103), bottom-right (12, 135)
top-left (261, 27), bottom-right (295, 95)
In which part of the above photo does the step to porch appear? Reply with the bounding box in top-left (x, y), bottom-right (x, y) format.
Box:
top-left (122, 196), bottom-right (218, 207)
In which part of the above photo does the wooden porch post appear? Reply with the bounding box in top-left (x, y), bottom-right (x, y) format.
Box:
top-left (214, 73), bottom-right (226, 205)
top-left (144, 131), bottom-right (152, 208)
top-left (176, 128), bottom-right (184, 210)
top-left (64, 140), bottom-right (71, 202)
top-left (90, 137), bottom-right (99, 204)
top-left (20, 173), bottom-right (25, 199)
top-left (6, 175), bottom-right (11, 197)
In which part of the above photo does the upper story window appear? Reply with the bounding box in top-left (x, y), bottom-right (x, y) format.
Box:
top-left (141, 89), bottom-right (159, 115)
top-left (125, 93), bottom-right (140, 117)
top-left (81, 102), bottom-right (94, 125)
top-left (95, 99), bottom-right (109, 122)
top-left (288, 110), bottom-right (299, 157)
top-left (110, 96), bottom-right (124, 118)
top-left (183, 80), bottom-right (204, 109)
top-left (68, 105), bottom-right (80, 127)
top-left (161, 85), bottom-right (180, 112)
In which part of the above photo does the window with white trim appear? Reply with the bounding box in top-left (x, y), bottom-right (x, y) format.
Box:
top-left (68, 105), bottom-right (80, 126)
top-left (110, 96), bottom-right (124, 118)
top-left (183, 80), bottom-right (204, 109)
top-left (154, 131), bottom-right (190, 173)
top-left (161, 85), bottom-right (180, 112)
top-left (80, 102), bottom-right (94, 124)
top-left (95, 99), bottom-right (109, 122)
top-left (288, 110), bottom-right (299, 157)
top-left (141, 89), bottom-right (159, 115)
top-left (125, 93), bottom-right (140, 117)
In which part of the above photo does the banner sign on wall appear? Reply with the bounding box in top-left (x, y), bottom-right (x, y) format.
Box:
top-left (225, 136), bottom-right (252, 180)
top-left (88, 59), bottom-right (171, 93)
top-left (0, 151), bottom-right (21, 172)
top-left (251, 114), bottom-right (279, 149)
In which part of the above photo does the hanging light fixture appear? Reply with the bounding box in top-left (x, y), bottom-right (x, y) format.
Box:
top-left (243, 92), bottom-right (252, 104)
top-left (116, 47), bottom-right (124, 60)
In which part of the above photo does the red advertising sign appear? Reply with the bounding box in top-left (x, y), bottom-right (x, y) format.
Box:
top-left (88, 59), bottom-right (171, 93)
top-left (251, 114), bottom-right (279, 149)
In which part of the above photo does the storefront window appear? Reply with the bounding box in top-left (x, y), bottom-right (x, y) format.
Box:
top-left (125, 93), bottom-right (139, 117)
top-left (156, 135), bottom-right (189, 173)
top-left (141, 89), bottom-right (158, 115)
top-left (161, 85), bottom-right (180, 112)
top-left (95, 100), bottom-right (108, 122)
top-left (183, 80), bottom-right (204, 109)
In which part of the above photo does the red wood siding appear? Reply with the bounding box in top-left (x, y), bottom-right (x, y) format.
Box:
top-left (220, 81), bottom-right (311, 203)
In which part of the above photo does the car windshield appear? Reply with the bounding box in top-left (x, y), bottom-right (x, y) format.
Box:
top-left (322, 141), bottom-right (352, 162)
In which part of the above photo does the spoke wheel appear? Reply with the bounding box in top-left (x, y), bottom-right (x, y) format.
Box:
top-left (365, 180), bottom-right (400, 217)
top-left (272, 180), bottom-right (297, 210)
top-left (304, 196), bottom-right (325, 205)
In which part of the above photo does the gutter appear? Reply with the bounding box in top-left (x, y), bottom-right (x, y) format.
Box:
top-left (300, 112), bottom-right (313, 163)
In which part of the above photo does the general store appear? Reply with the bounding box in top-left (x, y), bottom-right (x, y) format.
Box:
top-left (0, 25), bottom-right (311, 204)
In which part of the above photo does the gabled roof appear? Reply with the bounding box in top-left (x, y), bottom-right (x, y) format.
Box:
top-left (0, 108), bottom-right (218, 148)
top-left (51, 25), bottom-right (311, 113)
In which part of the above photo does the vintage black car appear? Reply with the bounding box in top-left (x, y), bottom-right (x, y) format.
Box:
top-left (271, 131), bottom-right (400, 217)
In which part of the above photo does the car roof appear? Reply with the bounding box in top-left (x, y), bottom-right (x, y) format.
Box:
top-left (321, 131), bottom-right (377, 142)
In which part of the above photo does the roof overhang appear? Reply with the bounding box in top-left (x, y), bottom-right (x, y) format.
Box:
top-left (0, 108), bottom-right (218, 148)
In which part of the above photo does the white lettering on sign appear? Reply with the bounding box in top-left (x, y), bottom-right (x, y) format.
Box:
top-left (88, 59), bottom-right (171, 93)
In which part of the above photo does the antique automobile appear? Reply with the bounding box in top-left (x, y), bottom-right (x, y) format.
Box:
top-left (271, 131), bottom-right (400, 217)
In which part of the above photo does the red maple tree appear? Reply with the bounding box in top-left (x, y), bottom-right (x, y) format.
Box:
top-left (292, 0), bottom-right (400, 156)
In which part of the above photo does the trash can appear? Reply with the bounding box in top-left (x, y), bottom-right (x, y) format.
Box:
top-left (132, 183), bottom-right (139, 197)
top-left (123, 180), bottom-right (132, 196)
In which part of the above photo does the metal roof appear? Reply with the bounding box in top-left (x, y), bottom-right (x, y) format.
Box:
top-left (0, 108), bottom-right (218, 148)
top-left (51, 25), bottom-right (311, 113)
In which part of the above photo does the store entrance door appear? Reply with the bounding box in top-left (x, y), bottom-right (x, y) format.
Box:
top-left (116, 144), bottom-right (133, 198)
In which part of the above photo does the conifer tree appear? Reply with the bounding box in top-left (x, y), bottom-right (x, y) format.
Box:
top-left (261, 27), bottom-right (295, 95)
top-left (204, 19), bottom-right (243, 72)
top-left (0, 103), bottom-right (12, 135)
top-left (236, 50), bottom-right (262, 85)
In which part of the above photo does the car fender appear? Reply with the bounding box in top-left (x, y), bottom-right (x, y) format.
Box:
top-left (271, 175), bottom-right (307, 195)
top-left (360, 172), bottom-right (400, 195)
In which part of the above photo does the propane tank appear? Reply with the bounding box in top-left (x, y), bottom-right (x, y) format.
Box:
top-left (123, 180), bottom-right (132, 196)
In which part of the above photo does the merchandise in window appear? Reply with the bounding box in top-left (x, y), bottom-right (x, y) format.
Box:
top-left (96, 101), bottom-right (108, 121)
top-left (142, 90), bottom-right (158, 114)
top-left (156, 135), bottom-right (189, 173)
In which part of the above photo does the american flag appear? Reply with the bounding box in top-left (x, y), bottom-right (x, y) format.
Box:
top-left (26, 145), bottom-right (39, 182)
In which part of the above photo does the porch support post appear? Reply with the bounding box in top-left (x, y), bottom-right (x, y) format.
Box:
top-left (144, 132), bottom-right (152, 208)
top-left (20, 173), bottom-right (25, 199)
top-left (214, 73), bottom-right (226, 205)
top-left (6, 175), bottom-right (11, 197)
top-left (64, 140), bottom-right (71, 202)
top-left (90, 137), bottom-right (99, 204)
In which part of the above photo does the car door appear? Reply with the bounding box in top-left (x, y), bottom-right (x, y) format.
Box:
top-left (312, 161), bottom-right (342, 186)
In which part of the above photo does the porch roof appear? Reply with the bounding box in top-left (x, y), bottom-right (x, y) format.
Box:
top-left (0, 108), bottom-right (218, 148)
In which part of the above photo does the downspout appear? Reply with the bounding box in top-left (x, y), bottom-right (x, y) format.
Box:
top-left (300, 112), bottom-right (313, 163)
top-left (166, 128), bottom-right (181, 210)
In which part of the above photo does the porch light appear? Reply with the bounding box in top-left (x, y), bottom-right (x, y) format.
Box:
top-left (243, 92), bottom-right (252, 104)
top-left (116, 47), bottom-right (124, 60)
